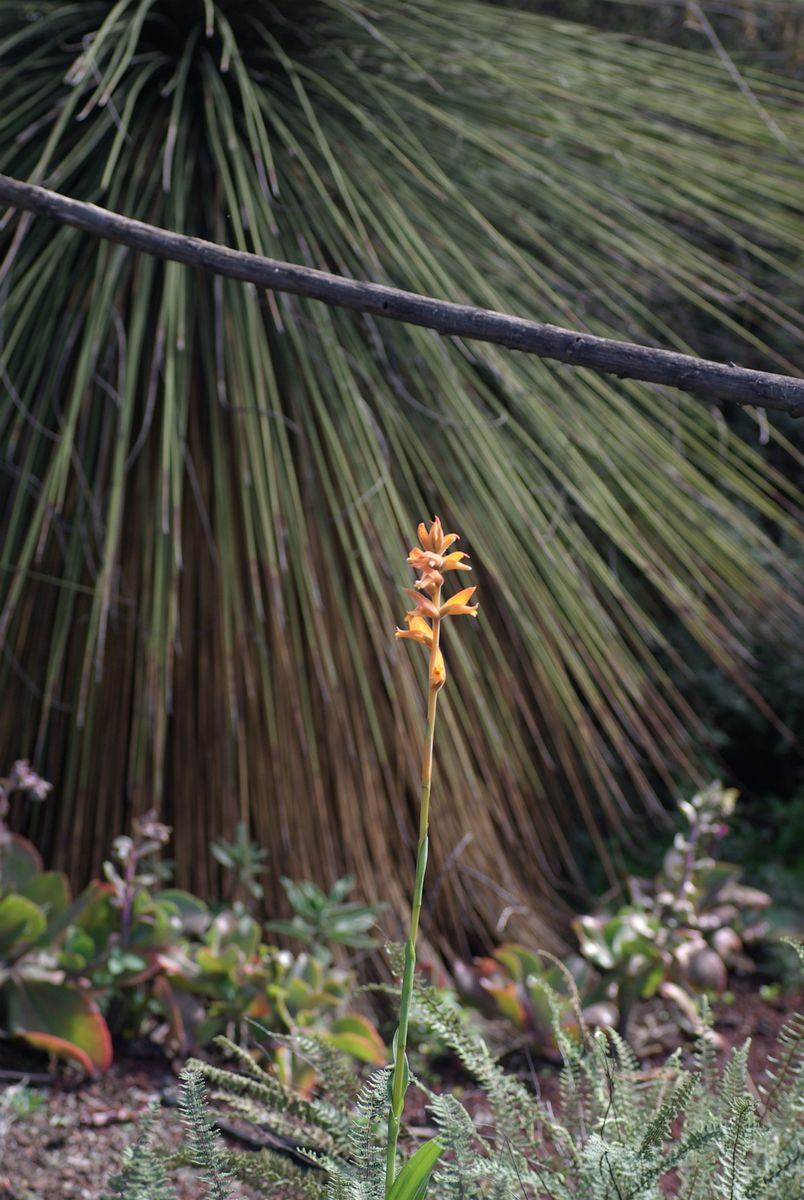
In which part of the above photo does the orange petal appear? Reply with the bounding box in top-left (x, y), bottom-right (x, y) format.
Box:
top-left (404, 589), bottom-right (441, 619)
top-left (405, 613), bottom-right (433, 640)
top-left (440, 587), bottom-right (476, 615)
top-left (417, 522), bottom-right (432, 550)
top-left (439, 532), bottom-right (459, 551)
top-left (395, 627), bottom-right (431, 646)
top-left (441, 552), bottom-right (471, 572)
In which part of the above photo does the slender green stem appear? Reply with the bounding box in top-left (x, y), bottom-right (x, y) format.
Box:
top-left (385, 594), bottom-right (442, 1196)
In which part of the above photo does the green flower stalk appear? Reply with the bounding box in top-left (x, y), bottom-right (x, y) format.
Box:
top-left (386, 518), bottom-right (478, 1194)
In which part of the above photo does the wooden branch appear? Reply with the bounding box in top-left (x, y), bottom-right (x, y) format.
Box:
top-left (1, 173), bottom-right (802, 414)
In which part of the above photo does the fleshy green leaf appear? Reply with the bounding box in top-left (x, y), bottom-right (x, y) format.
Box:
top-left (5, 979), bottom-right (113, 1073)
top-left (321, 1014), bottom-right (387, 1064)
top-left (0, 894), bottom-right (47, 956)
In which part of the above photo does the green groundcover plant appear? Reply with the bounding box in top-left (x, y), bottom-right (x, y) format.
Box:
top-left (104, 522), bottom-right (803, 1200)
top-left (0, 763), bottom-right (384, 1079)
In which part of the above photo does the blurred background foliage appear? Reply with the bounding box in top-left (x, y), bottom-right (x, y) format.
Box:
top-left (0, 0), bottom-right (802, 953)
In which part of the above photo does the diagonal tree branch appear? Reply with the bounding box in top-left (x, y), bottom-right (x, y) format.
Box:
top-left (1, 172), bottom-right (802, 415)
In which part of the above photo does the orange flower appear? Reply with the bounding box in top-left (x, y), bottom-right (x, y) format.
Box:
top-left (403, 589), bottom-right (440, 619)
top-left (395, 613), bottom-right (433, 646)
top-left (441, 551), bottom-right (471, 573)
top-left (417, 517), bottom-right (459, 555)
top-left (439, 586), bottom-right (478, 618)
top-left (397, 519), bottom-right (478, 692)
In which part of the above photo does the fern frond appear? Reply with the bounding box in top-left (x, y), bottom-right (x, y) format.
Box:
top-left (719, 1043), bottom-right (752, 1118)
top-left (187, 1056), bottom-right (349, 1149)
top-left (645, 1126), bottom-right (720, 1187)
top-left (717, 1096), bottom-right (756, 1200)
top-left (758, 1011), bottom-right (803, 1122)
top-left (526, 948), bottom-right (591, 1049)
top-left (221, 1147), bottom-right (324, 1199)
top-left (692, 997), bottom-right (718, 1094)
top-left (213, 1036), bottom-right (277, 1084)
top-left (350, 1069), bottom-right (390, 1200)
top-left (638, 1073), bottom-right (698, 1157)
top-left (105, 1100), bottom-right (177, 1200)
top-left (428, 1091), bottom-right (485, 1200)
top-left (178, 1067), bottom-right (233, 1200)
top-left (581, 1131), bottom-right (643, 1200)
top-left (745, 1148), bottom-right (804, 1200)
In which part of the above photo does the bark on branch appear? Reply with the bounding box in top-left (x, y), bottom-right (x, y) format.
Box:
top-left (1, 173), bottom-right (802, 415)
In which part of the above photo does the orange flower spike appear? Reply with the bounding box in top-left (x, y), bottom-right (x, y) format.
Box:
top-left (388, 519), bottom-right (476, 1187)
top-left (439, 586), bottom-right (478, 618)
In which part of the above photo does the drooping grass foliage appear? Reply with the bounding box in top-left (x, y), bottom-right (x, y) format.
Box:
top-left (1, 1), bottom-right (803, 945)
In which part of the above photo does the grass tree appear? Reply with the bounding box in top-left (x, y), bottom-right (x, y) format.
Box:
top-left (0, 1), bottom-right (802, 948)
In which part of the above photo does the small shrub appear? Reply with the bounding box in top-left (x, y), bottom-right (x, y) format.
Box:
top-left (121, 960), bottom-right (803, 1200)
top-left (456, 782), bottom-right (776, 1051)
top-left (576, 781), bottom-right (772, 1030)
top-left (0, 762), bottom-right (384, 1079)
top-left (0, 760), bottom-right (113, 1072)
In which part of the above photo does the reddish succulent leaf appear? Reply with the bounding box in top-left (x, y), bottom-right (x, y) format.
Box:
top-left (483, 981), bottom-right (528, 1031)
top-left (6, 980), bottom-right (113, 1073)
top-left (17, 1032), bottom-right (95, 1075)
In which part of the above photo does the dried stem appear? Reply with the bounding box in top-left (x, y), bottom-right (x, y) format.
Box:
top-left (1, 173), bottom-right (802, 413)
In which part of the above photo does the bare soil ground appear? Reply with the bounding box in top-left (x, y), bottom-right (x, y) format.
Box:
top-left (0, 984), bottom-right (800, 1200)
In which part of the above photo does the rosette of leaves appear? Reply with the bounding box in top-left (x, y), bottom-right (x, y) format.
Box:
top-left (575, 782), bottom-right (772, 1032)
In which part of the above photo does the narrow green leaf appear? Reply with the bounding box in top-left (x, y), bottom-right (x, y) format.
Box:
top-left (388, 1137), bottom-right (443, 1200)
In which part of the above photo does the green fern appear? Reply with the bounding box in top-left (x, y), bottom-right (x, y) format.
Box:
top-left (178, 1066), bottom-right (234, 1200)
top-left (104, 1101), bottom-right (177, 1200)
top-left (638, 1073), bottom-right (698, 1156)
top-left (103, 969), bottom-right (803, 1200)
top-left (217, 1148), bottom-right (326, 1200)
top-left (758, 1010), bottom-right (803, 1124)
top-left (717, 1096), bottom-right (757, 1200)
